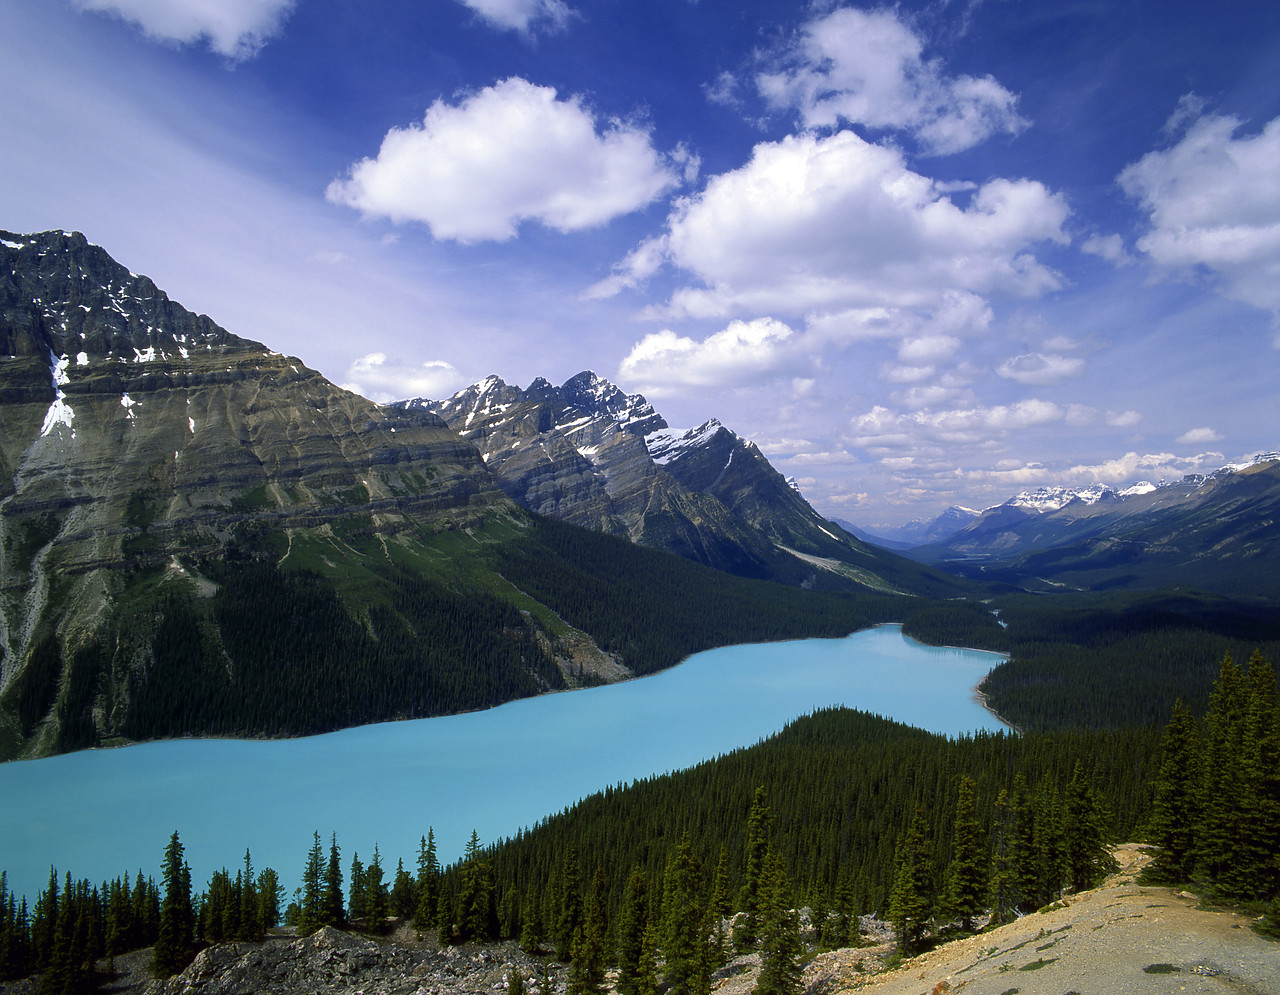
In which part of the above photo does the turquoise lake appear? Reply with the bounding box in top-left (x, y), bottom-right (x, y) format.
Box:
top-left (0, 624), bottom-right (1006, 903)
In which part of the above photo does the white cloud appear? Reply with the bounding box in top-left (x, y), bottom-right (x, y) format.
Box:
top-left (618, 317), bottom-right (802, 394)
top-left (849, 398), bottom-right (1063, 449)
top-left (73, 0), bottom-right (294, 59)
top-left (1177, 426), bottom-right (1222, 444)
top-left (327, 78), bottom-right (681, 243)
top-left (454, 0), bottom-right (573, 34)
top-left (1064, 449), bottom-right (1223, 483)
top-left (618, 129), bottom-right (1066, 319)
top-left (898, 334), bottom-right (961, 364)
top-left (1106, 409), bottom-right (1142, 428)
top-left (1120, 109), bottom-right (1280, 324)
top-left (340, 353), bottom-right (466, 405)
top-left (1080, 233), bottom-right (1133, 265)
top-left (996, 352), bottom-right (1085, 386)
top-left (756, 6), bottom-right (1027, 155)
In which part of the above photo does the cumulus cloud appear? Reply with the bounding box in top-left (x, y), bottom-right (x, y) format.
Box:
top-left (756, 6), bottom-right (1027, 155)
top-left (1177, 426), bottom-right (1223, 444)
top-left (73, 0), bottom-right (294, 59)
top-left (341, 353), bottom-right (466, 404)
top-left (327, 78), bottom-right (681, 243)
top-left (1080, 233), bottom-right (1133, 265)
top-left (1120, 108), bottom-right (1280, 324)
top-left (454, 0), bottom-right (573, 34)
top-left (1107, 409), bottom-right (1142, 428)
top-left (618, 317), bottom-right (805, 394)
top-left (849, 398), bottom-right (1063, 449)
top-left (996, 351), bottom-right (1085, 386)
top-left (613, 129), bottom-right (1066, 318)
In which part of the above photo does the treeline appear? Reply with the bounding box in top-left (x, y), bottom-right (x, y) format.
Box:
top-left (0, 834), bottom-right (284, 990)
top-left (1145, 650), bottom-right (1280, 921)
top-left (982, 591), bottom-right (1280, 731)
top-left (495, 516), bottom-right (912, 677)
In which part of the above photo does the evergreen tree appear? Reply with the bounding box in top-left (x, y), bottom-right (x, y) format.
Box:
top-left (321, 835), bottom-right (345, 928)
top-left (988, 788), bottom-right (1017, 926)
top-left (943, 775), bottom-right (986, 932)
top-left (414, 831), bottom-right (440, 934)
top-left (887, 809), bottom-right (932, 956)
top-left (661, 834), bottom-right (707, 995)
top-left (238, 850), bottom-right (260, 941)
top-left (1063, 761), bottom-right (1117, 893)
top-left (1196, 653), bottom-right (1248, 889)
top-left (391, 859), bottom-right (416, 920)
top-left (1031, 778), bottom-right (1064, 907)
top-left (752, 853), bottom-right (803, 995)
top-left (735, 787), bottom-right (772, 950)
top-left (554, 848), bottom-right (581, 962)
top-left (457, 832), bottom-right (495, 942)
top-left (519, 886), bottom-right (543, 954)
top-left (365, 846), bottom-right (390, 932)
top-left (508, 965), bottom-right (526, 995)
top-left (348, 853), bottom-right (368, 924)
top-left (567, 868), bottom-right (606, 995)
top-left (1238, 651), bottom-right (1280, 901)
top-left (1146, 700), bottom-right (1202, 883)
top-left (615, 868), bottom-right (648, 995)
top-left (257, 868), bottom-right (282, 930)
top-left (299, 832), bottom-right (324, 936)
top-left (153, 832), bottom-right (194, 977)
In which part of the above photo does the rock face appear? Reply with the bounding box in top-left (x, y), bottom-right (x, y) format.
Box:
top-left (409, 373), bottom-right (884, 583)
top-left (0, 231), bottom-right (529, 758)
top-left (149, 928), bottom-right (555, 995)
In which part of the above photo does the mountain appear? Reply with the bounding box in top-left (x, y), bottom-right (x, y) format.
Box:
top-left (0, 230), bottom-right (935, 761)
top-left (908, 454), bottom-right (1280, 598)
top-left (410, 374), bottom-right (950, 595)
top-left (837, 506), bottom-right (980, 549)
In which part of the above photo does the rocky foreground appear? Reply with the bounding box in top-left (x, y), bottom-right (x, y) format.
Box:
top-left (3, 846), bottom-right (1275, 995)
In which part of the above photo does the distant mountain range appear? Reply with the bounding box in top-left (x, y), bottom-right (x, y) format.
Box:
top-left (850, 455), bottom-right (1280, 598)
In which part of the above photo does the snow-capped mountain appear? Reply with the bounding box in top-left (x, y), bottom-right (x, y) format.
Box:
top-left (907, 452), bottom-right (1280, 597)
top-left (407, 374), bottom-right (945, 594)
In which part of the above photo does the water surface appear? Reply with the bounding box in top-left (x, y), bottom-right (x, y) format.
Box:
top-left (0, 624), bottom-right (1004, 901)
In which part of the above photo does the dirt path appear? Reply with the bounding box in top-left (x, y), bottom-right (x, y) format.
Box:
top-left (793, 845), bottom-right (1279, 995)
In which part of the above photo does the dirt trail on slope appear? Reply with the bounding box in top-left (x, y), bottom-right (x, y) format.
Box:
top-left (791, 845), bottom-right (1279, 995)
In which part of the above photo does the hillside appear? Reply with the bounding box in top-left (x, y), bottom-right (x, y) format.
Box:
top-left (0, 230), bottom-right (937, 760)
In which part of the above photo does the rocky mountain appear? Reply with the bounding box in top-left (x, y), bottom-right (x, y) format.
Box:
top-left (409, 375), bottom-right (945, 594)
top-left (0, 230), bottom-right (948, 761)
top-left (907, 454), bottom-right (1280, 598)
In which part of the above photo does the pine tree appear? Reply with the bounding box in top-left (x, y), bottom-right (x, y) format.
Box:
top-left (554, 848), bottom-right (581, 962)
top-left (661, 834), bottom-right (708, 995)
top-left (887, 809), bottom-right (932, 956)
top-left (508, 965), bottom-right (526, 995)
top-left (457, 832), bottom-right (496, 942)
top-left (752, 853), bottom-right (803, 995)
top-left (1238, 651), bottom-right (1280, 901)
top-left (321, 835), bottom-right (345, 928)
top-left (1146, 700), bottom-right (1202, 883)
top-left (238, 850), bottom-right (260, 941)
top-left (567, 868), bottom-right (606, 995)
top-left (519, 887), bottom-right (543, 954)
top-left (736, 787), bottom-right (772, 951)
top-left (299, 832), bottom-right (324, 935)
top-left (365, 846), bottom-right (390, 932)
top-left (257, 868), bottom-right (282, 929)
top-left (615, 868), bottom-right (648, 995)
top-left (391, 859), bottom-right (416, 919)
top-left (943, 775), bottom-right (986, 932)
top-left (1063, 761), bottom-right (1116, 893)
top-left (1196, 653), bottom-right (1248, 889)
top-left (153, 832), bottom-right (194, 977)
top-left (349, 853), bottom-right (367, 924)
top-left (414, 831), bottom-right (440, 934)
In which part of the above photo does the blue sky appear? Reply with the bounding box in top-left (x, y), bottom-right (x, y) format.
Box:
top-left (2, 0), bottom-right (1278, 525)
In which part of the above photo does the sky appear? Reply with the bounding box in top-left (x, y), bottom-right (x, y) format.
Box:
top-left (2, 0), bottom-right (1278, 525)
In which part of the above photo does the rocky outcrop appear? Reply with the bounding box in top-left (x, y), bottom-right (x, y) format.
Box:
top-left (148, 928), bottom-right (557, 995)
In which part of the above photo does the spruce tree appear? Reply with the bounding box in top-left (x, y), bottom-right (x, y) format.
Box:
top-left (752, 853), bottom-right (803, 995)
top-left (943, 775), bottom-right (986, 932)
top-left (348, 853), bottom-right (367, 924)
top-left (1146, 700), bottom-right (1201, 883)
top-left (887, 809), bottom-right (932, 956)
top-left (299, 832), bottom-right (324, 935)
top-left (238, 850), bottom-right (260, 941)
top-left (365, 846), bottom-right (390, 932)
top-left (153, 832), bottom-right (194, 977)
top-left (615, 869), bottom-right (648, 995)
top-left (414, 831), bottom-right (440, 934)
top-left (1238, 651), bottom-right (1280, 901)
top-left (554, 848), bottom-right (581, 962)
top-left (1063, 761), bottom-right (1116, 893)
top-left (661, 834), bottom-right (707, 995)
top-left (321, 835), bottom-right (345, 928)
top-left (1196, 653), bottom-right (1248, 889)
top-left (988, 788), bottom-right (1017, 926)
top-left (567, 868), bottom-right (606, 995)
top-left (736, 787), bottom-right (772, 950)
